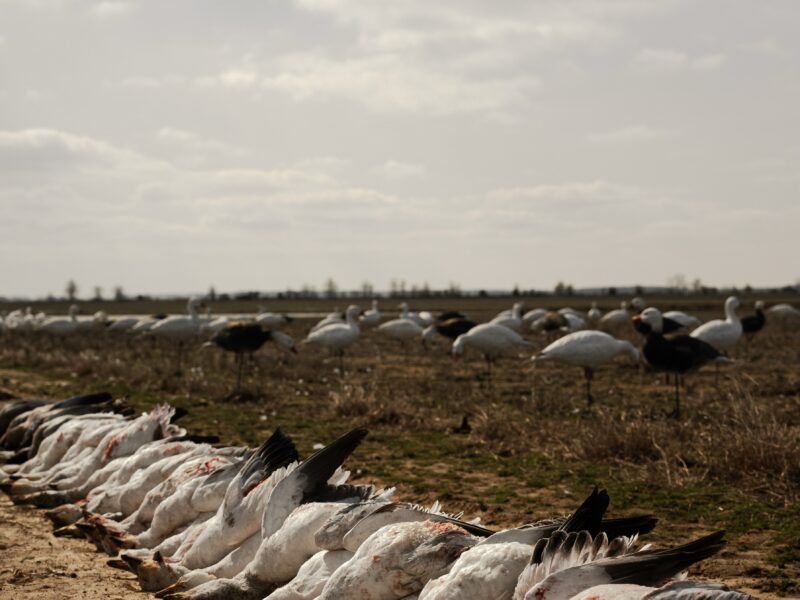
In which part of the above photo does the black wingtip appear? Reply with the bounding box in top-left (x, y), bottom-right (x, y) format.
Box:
top-left (54, 392), bottom-right (113, 409)
top-left (559, 486), bottom-right (610, 535)
top-left (299, 428), bottom-right (368, 498)
top-left (600, 515), bottom-right (659, 539)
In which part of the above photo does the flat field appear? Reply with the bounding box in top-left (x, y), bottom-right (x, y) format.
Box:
top-left (1, 294), bottom-right (798, 598)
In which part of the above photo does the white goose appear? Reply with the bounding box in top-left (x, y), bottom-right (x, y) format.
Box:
top-left (256, 306), bottom-right (291, 330)
top-left (690, 296), bottom-right (741, 353)
top-left (398, 303), bottom-right (427, 327)
top-left (150, 298), bottom-right (205, 341)
top-left (310, 308), bottom-right (344, 333)
top-left (587, 302), bottom-right (602, 326)
top-left (304, 305), bottom-right (361, 370)
top-left (359, 300), bottom-right (381, 329)
top-left (767, 303), bottom-right (800, 320)
top-left (452, 323), bottom-right (532, 375)
top-left (569, 581), bottom-right (756, 599)
top-left (598, 302), bottom-right (631, 333)
top-left (491, 303), bottom-right (524, 332)
top-left (661, 310), bottom-right (702, 330)
top-left (377, 317), bottom-right (424, 343)
top-left (532, 331), bottom-right (639, 406)
top-left (522, 308), bottom-right (547, 327)
top-left (38, 304), bottom-right (80, 335)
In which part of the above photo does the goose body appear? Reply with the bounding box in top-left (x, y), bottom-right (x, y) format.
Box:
top-left (740, 301), bottom-right (765, 336)
top-left (570, 581), bottom-right (756, 600)
top-left (378, 318), bottom-right (424, 341)
top-left (150, 298), bottom-right (205, 341)
top-left (767, 303), bottom-right (800, 320)
top-left (690, 297), bottom-right (741, 352)
top-left (359, 300), bottom-right (381, 329)
top-left (304, 306), bottom-right (361, 363)
top-left (662, 311), bottom-right (701, 330)
top-left (587, 303), bottom-right (602, 325)
top-left (108, 316), bottom-right (141, 331)
top-left (491, 303), bottom-right (524, 332)
top-left (38, 305), bottom-right (80, 335)
top-left (598, 302), bottom-right (631, 333)
top-left (398, 303), bottom-right (427, 327)
top-left (422, 318), bottom-right (477, 344)
top-left (452, 324), bottom-right (532, 362)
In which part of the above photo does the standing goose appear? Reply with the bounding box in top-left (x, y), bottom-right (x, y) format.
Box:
top-left (740, 300), bottom-right (766, 342)
top-left (452, 323), bottom-right (533, 376)
top-left (532, 331), bottom-right (640, 406)
top-left (149, 298), bottom-right (206, 373)
top-left (204, 321), bottom-right (297, 394)
top-left (304, 305), bottom-right (361, 371)
top-left (377, 318), bottom-right (425, 343)
top-left (634, 308), bottom-right (730, 418)
top-left (491, 303), bottom-right (524, 332)
top-left (359, 300), bottom-right (381, 329)
top-left (38, 304), bottom-right (80, 335)
top-left (587, 302), bottom-right (602, 326)
top-left (690, 296), bottom-right (742, 353)
top-left (598, 302), bottom-right (631, 334)
top-left (398, 302), bottom-right (427, 327)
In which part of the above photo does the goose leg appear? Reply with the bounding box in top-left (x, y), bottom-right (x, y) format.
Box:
top-left (670, 374), bottom-right (681, 419)
top-left (176, 342), bottom-right (184, 375)
top-left (584, 367), bottom-right (594, 406)
top-left (338, 350), bottom-right (344, 373)
top-left (235, 353), bottom-right (244, 393)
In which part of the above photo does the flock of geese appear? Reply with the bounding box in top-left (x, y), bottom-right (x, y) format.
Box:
top-left (2, 296), bottom-right (799, 417)
top-left (0, 393), bottom-right (758, 599)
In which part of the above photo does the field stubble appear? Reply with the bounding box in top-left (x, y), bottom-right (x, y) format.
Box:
top-left (0, 297), bottom-right (799, 597)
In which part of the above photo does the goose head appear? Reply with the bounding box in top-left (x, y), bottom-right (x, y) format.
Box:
top-left (345, 305), bottom-right (362, 323)
top-left (620, 301), bottom-right (629, 311)
top-left (68, 304), bottom-right (80, 320)
top-left (631, 297), bottom-right (646, 311)
top-left (451, 335), bottom-right (466, 358)
top-left (755, 300), bottom-right (765, 311)
top-left (724, 296), bottom-right (740, 320)
top-left (634, 307), bottom-right (663, 334)
top-left (618, 340), bottom-right (641, 363)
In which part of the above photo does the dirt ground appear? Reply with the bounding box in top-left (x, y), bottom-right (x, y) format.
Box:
top-left (0, 495), bottom-right (141, 599)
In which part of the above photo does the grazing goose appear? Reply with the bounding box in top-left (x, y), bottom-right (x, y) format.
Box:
top-left (108, 316), bottom-right (142, 331)
top-left (662, 310), bottom-right (701, 330)
top-left (598, 302), bottom-right (631, 333)
top-left (558, 307), bottom-right (586, 320)
top-left (422, 318), bottom-right (477, 347)
top-left (515, 530), bottom-right (726, 600)
top-left (38, 304), bottom-right (80, 335)
top-left (255, 307), bottom-right (292, 330)
top-left (491, 302), bottom-right (524, 332)
top-left (522, 308), bottom-right (548, 327)
top-left (634, 308), bottom-right (731, 418)
top-left (398, 303), bottom-right (427, 327)
top-left (377, 318), bottom-right (425, 343)
top-left (205, 321), bottom-right (297, 393)
top-left (532, 331), bottom-right (640, 405)
top-left (690, 297), bottom-right (742, 353)
top-left (304, 305), bottom-right (362, 371)
top-left (766, 303), bottom-right (800, 320)
top-left (630, 297), bottom-right (646, 312)
top-left (310, 309), bottom-right (345, 334)
top-left (359, 300), bottom-right (381, 329)
top-left (452, 323), bottom-right (533, 376)
top-left (740, 300), bottom-right (765, 340)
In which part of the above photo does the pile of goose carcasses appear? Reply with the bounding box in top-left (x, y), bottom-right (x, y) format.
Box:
top-left (0, 393), bottom-right (757, 600)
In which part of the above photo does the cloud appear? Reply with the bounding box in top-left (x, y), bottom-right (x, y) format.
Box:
top-left (587, 125), bottom-right (675, 144)
top-left (375, 160), bottom-right (426, 179)
top-left (633, 48), bottom-right (727, 71)
top-left (155, 127), bottom-right (247, 163)
top-left (88, 1), bottom-right (136, 19)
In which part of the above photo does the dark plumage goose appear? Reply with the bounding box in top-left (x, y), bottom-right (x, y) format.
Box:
top-left (741, 301), bottom-right (766, 339)
top-left (633, 308), bottom-right (730, 418)
top-left (205, 321), bottom-right (297, 392)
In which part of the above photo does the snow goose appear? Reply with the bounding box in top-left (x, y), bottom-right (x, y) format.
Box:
top-left (255, 307), bottom-right (292, 330)
top-left (318, 520), bottom-right (478, 600)
top-left (491, 302), bottom-right (524, 332)
top-left (741, 300), bottom-right (765, 340)
top-left (38, 304), bottom-right (80, 335)
top-left (569, 580), bottom-right (756, 599)
top-left (690, 296), bottom-right (742, 353)
top-left (377, 317), bottom-right (425, 344)
top-left (109, 316), bottom-right (142, 332)
top-left (150, 298), bottom-right (206, 373)
top-left (452, 323), bottom-right (533, 376)
top-left (397, 302), bottom-right (427, 327)
top-left (630, 297), bottom-right (646, 312)
top-left (587, 302), bottom-right (602, 326)
top-left (311, 308), bottom-right (344, 333)
top-left (304, 305), bottom-right (361, 371)
top-left (661, 310), bottom-right (701, 330)
top-left (522, 308), bottom-right (548, 327)
top-left (422, 318), bottom-right (477, 347)
top-left (419, 488), bottom-right (614, 600)
top-left (204, 321), bottom-right (297, 393)
top-left (515, 530), bottom-right (725, 600)
top-left (163, 429), bottom-right (369, 600)
top-left (634, 308), bottom-right (731, 418)
top-left (598, 302), bottom-right (631, 334)
top-left (359, 300), bottom-right (381, 329)
top-left (532, 331), bottom-right (639, 405)
top-left (767, 303), bottom-right (800, 320)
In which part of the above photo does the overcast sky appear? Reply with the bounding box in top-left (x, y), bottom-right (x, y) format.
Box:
top-left (1, 0), bottom-right (798, 297)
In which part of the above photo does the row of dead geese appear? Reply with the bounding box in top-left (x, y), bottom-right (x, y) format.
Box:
top-left (0, 393), bottom-right (756, 599)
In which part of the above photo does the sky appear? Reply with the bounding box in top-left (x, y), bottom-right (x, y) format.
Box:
top-left (1, 0), bottom-right (798, 298)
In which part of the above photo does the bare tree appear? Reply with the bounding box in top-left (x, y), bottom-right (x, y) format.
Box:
top-left (113, 286), bottom-right (126, 302)
top-left (324, 277), bottom-right (338, 299)
top-left (65, 279), bottom-right (78, 301)
top-left (361, 281), bottom-right (374, 296)
top-left (93, 286), bottom-right (103, 301)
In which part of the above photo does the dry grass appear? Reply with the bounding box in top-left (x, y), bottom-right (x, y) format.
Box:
top-left (1, 296), bottom-right (799, 596)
